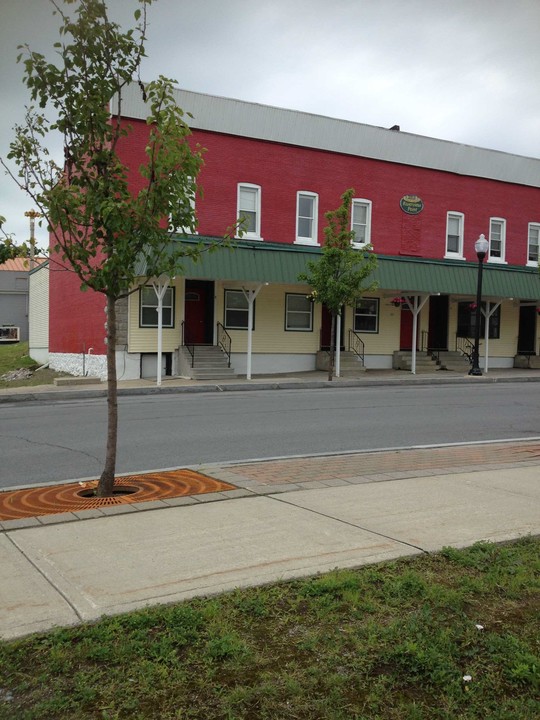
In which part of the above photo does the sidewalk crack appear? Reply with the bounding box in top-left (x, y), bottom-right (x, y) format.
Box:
top-left (5, 533), bottom-right (84, 622)
top-left (269, 495), bottom-right (429, 554)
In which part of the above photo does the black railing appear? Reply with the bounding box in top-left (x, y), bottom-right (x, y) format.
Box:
top-left (455, 335), bottom-right (476, 363)
top-left (181, 321), bottom-right (195, 368)
top-left (348, 329), bottom-right (365, 366)
top-left (217, 322), bottom-right (232, 368)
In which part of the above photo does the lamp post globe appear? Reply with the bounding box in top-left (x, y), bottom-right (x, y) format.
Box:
top-left (469, 234), bottom-right (489, 376)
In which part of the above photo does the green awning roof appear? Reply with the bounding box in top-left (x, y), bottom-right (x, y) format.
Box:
top-left (137, 236), bottom-right (540, 301)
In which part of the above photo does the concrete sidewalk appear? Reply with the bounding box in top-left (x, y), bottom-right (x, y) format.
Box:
top-left (1, 440), bottom-right (539, 641)
top-left (2, 366), bottom-right (540, 404)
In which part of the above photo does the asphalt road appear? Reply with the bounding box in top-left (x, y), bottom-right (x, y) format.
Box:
top-left (1, 383), bottom-right (539, 488)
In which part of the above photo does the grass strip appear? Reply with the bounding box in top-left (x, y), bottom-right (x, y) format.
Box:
top-left (1, 537), bottom-right (538, 719)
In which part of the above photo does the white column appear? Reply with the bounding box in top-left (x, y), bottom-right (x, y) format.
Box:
top-left (404, 295), bottom-right (429, 375)
top-left (484, 301), bottom-right (501, 374)
top-left (152, 276), bottom-right (170, 387)
top-left (335, 311), bottom-right (342, 378)
top-left (242, 284), bottom-right (263, 380)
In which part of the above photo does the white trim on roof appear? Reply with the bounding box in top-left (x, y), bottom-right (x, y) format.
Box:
top-left (113, 83), bottom-right (540, 189)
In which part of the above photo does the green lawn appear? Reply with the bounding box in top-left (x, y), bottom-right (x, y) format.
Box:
top-left (1, 537), bottom-right (538, 719)
top-left (0, 342), bottom-right (66, 388)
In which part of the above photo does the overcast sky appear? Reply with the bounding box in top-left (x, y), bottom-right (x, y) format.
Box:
top-left (1, 0), bottom-right (539, 246)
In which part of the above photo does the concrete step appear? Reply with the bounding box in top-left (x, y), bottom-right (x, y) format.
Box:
top-left (54, 376), bottom-right (102, 386)
top-left (190, 369), bottom-right (238, 380)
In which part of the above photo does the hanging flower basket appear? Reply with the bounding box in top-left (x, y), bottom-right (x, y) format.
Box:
top-left (469, 302), bottom-right (478, 311)
top-left (391, 297), bottom-right (405, 307)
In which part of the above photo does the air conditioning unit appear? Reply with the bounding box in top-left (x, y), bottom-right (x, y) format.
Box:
top-left (0, 326), bottom-right (20, 343)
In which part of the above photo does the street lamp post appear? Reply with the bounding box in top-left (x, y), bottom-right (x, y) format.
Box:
top-left (469, 233), bottom-right (489, 376)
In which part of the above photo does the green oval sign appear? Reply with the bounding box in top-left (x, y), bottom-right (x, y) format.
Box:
top-left (400, 195), bottom-right (424, 215)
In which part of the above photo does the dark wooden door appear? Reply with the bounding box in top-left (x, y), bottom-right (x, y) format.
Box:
top-left (184, 280), bottom-right (214, 344)
top-left (517, 305), bottom-right (537, 354)
top-left (320, 305), bottom-right (345, 350)
top-left (428, 295), bottom-right (449, 351)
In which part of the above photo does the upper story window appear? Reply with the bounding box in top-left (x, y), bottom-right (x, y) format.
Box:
top-left (527, 223), bottom-right (539, 266)
top-left (445, 212), bottom-right (464, 258)
top-left (351, 199), bottom-right (372, 247)
top-left (237, 184), bottom-right (262, 240)
top-left (295, 191), bottom-right (318, 245)
top-left (489, 218), bottom-right (506, 263)
top-left (175, 177), bottom-right (197, 235)
top-left (140, 286), bottom-right (175, 328)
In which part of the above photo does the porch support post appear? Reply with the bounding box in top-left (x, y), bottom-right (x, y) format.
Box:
top-left (404, 294), bottom-right (430, 375)
top-left (483, 301), bottom-right (500, 374)
top-left (335, 311), bottom-right (342, 378)
top-left (152, 275), bottom-right (170, 387)
top-left (242, 283), bottom-right (263, 380)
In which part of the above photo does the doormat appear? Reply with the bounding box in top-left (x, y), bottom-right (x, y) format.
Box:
top-left (0, 470), bottom-right (236, 520)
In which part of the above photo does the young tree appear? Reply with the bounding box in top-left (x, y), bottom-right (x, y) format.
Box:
top-left (299, 188), bottom-right (378, 381)
top-left (2, 0), bottom-right (228, 496)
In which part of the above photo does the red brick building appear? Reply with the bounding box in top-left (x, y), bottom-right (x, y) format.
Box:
top-left (46, 85), bottom-right (540, 380)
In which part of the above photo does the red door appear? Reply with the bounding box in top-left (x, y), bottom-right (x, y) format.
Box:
top-left (399, 305), bottom-right (417, 350)
top-left (321, 305), bottom-right (345, 350)
top-left (184, 280), bottom-right (213, 344)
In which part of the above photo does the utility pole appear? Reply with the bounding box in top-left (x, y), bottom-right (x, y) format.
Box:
top-left (24, 209), bottom-right (41, 269)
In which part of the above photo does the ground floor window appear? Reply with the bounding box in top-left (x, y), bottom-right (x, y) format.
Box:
top-left (139, 286), bottom-right (175, 327)
top-left (224, 289), bottom-right (254, 330)
top-left (457, 301), bottom-right (500, 339)
top-left (354, 297), bottom-right (379, 333)
top-left (285, 293), bottom-right (313, 331)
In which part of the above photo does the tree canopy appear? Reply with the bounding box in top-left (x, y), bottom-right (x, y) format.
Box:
top-left (1, 0), bottom-right (231, 495)
top-left (299, 188), bottom-right (378, 380)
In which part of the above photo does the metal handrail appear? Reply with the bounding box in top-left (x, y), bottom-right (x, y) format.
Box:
top-left (216, 322), bottom-right (232, 368)
top-left (348, 329), bottom-right (365, 366)
top-left (181, 321), bottom-right (195, 367)
top-left (455, 335), bottom-right (476, 363)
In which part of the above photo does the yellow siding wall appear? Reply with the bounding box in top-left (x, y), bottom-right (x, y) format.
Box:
top-left (447, 299), bottom-right (518, 357)
top-left (215, 282), bottom-right (319, 353)
top-left (128, 279), bottom-right (184, 353)
top-left (128, 279), bottom-right (520, 360)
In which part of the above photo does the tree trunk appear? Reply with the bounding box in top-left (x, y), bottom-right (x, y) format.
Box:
top-left (97, 295), bottom-right (118, 497)
top-left (328, 312), bottom-right (335, 381)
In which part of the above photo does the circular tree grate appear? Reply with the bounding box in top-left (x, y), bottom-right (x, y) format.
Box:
top-left (0, 470), bottom-right (236, 520)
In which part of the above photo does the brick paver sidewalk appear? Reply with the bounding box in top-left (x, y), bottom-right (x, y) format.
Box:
top-left (207, 440), bottom-right (540, 491)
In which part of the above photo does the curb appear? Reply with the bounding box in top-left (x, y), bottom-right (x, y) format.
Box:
top-left (1, 373), bottom-right (540, 403)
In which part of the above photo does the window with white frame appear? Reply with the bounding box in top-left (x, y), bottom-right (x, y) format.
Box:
top-left (489, 218), bottom-right (506, 262)
top-left (140, 286), bottom-right (175, 327)
top-left (351, 199), bottom-right (372, 247)
top-left (237, 184), bottom-right (262, 239)
top-left (285, 293), bottom-right (313, 331)
top-left (296, 192), bottom-right (318, 244)
top-left (354, 297), bottom-right (379, 333)
top-left (528, 223), bottom-right (539, 265)
top-left (445, 212), bottom-right (464, 257)
top-left (174, 178), bottom-right (198, 235)
top-left (224, 289), bottom-right (254, 330)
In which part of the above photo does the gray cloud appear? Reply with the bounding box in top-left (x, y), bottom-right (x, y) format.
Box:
top-left (1, 0), bottom-right (539, 244)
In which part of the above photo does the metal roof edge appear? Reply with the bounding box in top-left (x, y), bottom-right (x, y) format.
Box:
top-left (114, 83), bottom-right (540, 188)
